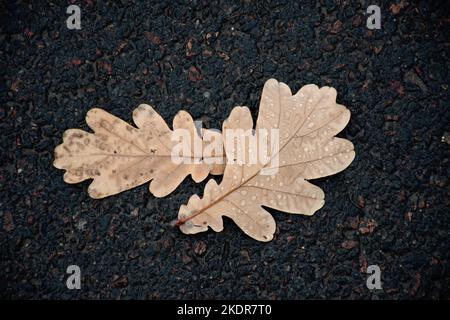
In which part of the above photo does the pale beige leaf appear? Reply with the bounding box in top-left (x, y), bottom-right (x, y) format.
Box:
top-left (53, 104), bottom-right (224, 198)
top-left (176, 79), bottom-right (355, 241)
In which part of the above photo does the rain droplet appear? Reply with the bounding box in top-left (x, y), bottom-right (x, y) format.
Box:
top-left (308, 122), bottom-right (314, 128)
top-left (240, 200), bottom-right (246, 206)
top-left (241, 190), bottom-right (247, 196)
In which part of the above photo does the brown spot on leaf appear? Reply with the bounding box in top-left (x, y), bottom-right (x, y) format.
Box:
top-left (100, 120), bottom-right (112, 130)
top-left (72, 168), bottom-right (83, 177)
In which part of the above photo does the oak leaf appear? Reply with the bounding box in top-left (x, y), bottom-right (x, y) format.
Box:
top-left (53, 104), bottom-right (224, 198)
top-left (176, 79), bottom-right (355, 241)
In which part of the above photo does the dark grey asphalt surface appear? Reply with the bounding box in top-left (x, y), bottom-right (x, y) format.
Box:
top-left (0, 0), bottom-right (449, 299)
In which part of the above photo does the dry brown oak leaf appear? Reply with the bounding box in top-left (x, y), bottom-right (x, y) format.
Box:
top-left (176, 79), bottom-right (355, 241)
top-left (53, 104), bottom-right (225, 198)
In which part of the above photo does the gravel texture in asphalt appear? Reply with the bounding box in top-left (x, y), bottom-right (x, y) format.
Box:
top-left (0, 0), bottom-right (449, 299)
